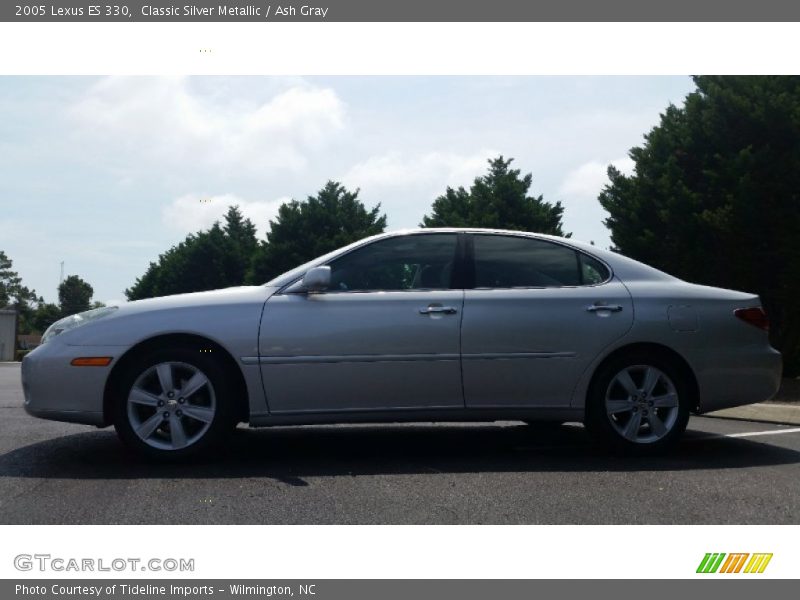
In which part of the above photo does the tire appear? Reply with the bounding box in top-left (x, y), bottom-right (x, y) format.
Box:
top-left (585, 352), bottom-right (691, 454)
top-left (112, 346), bottom-right (236, 460)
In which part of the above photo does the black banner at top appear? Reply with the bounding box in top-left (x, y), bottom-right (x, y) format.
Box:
top-left (5, 0), bottom-right (800, 22)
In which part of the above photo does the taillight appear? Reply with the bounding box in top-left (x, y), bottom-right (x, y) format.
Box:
top-left (734, 307), bottom-right (769, 331)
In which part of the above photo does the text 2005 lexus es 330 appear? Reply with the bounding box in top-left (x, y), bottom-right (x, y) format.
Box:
top-left (22, 229), bottom-right (782, 459)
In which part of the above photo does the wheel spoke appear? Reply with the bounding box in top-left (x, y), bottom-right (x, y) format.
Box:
top-left (136, 412), bottom-right (163, 439)
top-left (615, 369), bottom-right (638, 396)
top-left (648, 412), bottom-right (668, 437)
top-left (652, 392), bottom-right (678, 408)
top-left (129, 387), bottom-right (160, 407)
top-left (623, 412), bottom-right (643, 440)
top-left (180, 371), bottom-right (208, 399)
top-left (156, 363), bottom-right (174, 394)
top-left (170, 416), bottom-right (187, 449)
top-left (182, 405), bottom-right (214, 424)
top-left (642, 367), bottom-right (660, 396)
top-left (606, 399), bottom-right (633, 415)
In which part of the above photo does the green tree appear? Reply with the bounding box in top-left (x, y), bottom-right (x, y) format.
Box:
top-left (0, 251), bottom-right (36, 309)
top-left (1, 250), bottom-right (42, 334)
top-left (32, 303), bottom-right (62, 333)
top-left (421, 156), bottom-right (568, 236)
top-left (0, 250), bottom-right (21, 308)
top-left (59, 275), bottom-right (94, 316)
top-left (125, 206), bottom-right (259, 300)
top-left (223, 205), bottom-right (259, 282)
top-left (599, 75), bottom-right (800, 375)
top-left (247, 181), bottom-right (387, 283)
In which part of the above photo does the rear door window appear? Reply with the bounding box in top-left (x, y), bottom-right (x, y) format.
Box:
top-left (473, 235), bottom-right (607, 288)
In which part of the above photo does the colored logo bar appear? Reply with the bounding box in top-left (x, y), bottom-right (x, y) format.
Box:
top-left (697, 553), bottom-right (773, 574)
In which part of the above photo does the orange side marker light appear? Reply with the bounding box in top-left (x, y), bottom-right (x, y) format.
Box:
top-left (70, 357), bottom-right (113, 367)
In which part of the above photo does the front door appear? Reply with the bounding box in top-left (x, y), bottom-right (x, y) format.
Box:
top-left (259, 233), bottom-right (465, 414)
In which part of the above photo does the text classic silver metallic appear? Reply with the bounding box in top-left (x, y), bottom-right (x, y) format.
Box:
top-left (22, 229), bottom-right (782, 458)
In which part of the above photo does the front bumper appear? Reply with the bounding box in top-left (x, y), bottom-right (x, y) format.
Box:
top-left (22, 340), bottom-right (127, 426)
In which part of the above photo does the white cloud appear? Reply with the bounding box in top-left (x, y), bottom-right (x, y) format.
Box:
top-left (70, 77), bottom-right (346, 173)
top-left (342, 151), bottom-right (494, 190)
top-left (558, 157), bottom-right (635, 198)
top-left (556, 157), bottom-right (635, 247)
top-left (162, 193), bottom-right (288, 238)
top-left (340, 150), bottom-right (497, 228)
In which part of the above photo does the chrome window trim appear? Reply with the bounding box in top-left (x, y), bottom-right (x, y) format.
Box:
top-left (274, 230), bottom-right (615, 295)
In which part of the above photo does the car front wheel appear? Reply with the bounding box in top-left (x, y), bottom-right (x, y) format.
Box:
top-left (112, 347), bottom-right (235, 460)
top-left (586, 353), bottom-right (691, 453)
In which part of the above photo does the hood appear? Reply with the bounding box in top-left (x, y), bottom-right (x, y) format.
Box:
top-left (115, 286), bottom-right (278, 315)
top-left (56, 285), bottom-right (280, 347)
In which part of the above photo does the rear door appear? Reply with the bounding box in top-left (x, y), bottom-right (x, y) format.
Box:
top-left (461, 233), bottom-right (633, 408)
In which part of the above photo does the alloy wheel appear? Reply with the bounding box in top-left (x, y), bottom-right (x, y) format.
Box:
top-left (126, 361), bottom-right (217, 451)
top-left (604, 365), bottom-right (680, 444)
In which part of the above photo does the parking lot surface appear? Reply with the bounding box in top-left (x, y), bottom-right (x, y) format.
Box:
top-left (1, 362), bottom-right (798, 524)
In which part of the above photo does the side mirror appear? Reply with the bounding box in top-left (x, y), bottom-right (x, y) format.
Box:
top-left (301, 266), bottom-right (331, 293)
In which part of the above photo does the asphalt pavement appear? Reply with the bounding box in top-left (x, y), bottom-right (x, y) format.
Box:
top-left (1, 362), bottom-right (798, 524)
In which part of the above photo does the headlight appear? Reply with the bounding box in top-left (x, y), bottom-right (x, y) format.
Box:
top-left (41, 306), bottom-right (118, 344)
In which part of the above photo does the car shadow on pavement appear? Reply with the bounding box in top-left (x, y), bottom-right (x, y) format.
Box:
top-left (0, 423), bottom-right (798, 484)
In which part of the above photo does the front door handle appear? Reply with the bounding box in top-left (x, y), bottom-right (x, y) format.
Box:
top-left (419, 306), bottom-right (458, 315)
top-left (586, 303), bottom-right (623, 313)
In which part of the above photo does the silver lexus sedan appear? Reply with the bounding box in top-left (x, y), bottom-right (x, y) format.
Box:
top-left (22, 229), bottom-right (782, 459)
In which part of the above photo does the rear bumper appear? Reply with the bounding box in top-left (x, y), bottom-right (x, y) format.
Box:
top-left (21, 340), bottom-right (124, 426)
top-left (692, 345), bottom-right (782, 413)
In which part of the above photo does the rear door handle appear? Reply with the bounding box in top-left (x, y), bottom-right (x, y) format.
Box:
top-left (419, 306), bottom-right (458, 315)
top-left (586, 303), bottom-right (623, 313)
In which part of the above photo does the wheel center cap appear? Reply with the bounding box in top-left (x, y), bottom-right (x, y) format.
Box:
top-left (167, 399), bottom-right (178, 408)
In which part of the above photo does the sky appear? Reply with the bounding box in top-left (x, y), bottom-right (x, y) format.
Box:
top-left (0, 76), bottom-right (696, 305)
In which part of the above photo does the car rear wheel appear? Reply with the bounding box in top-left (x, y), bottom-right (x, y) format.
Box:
top-left (112, 347), bottom-right (235, 460)
top-left (586, 353), bottom-right (691, 453)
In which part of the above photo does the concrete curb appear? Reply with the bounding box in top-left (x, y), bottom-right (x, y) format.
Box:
top-left (704, 403), bottom-right (800, 426)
